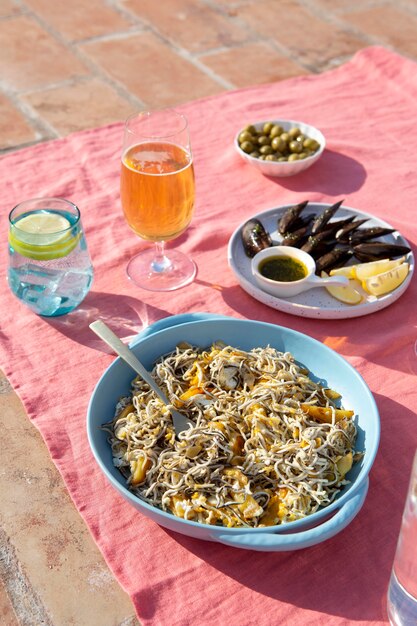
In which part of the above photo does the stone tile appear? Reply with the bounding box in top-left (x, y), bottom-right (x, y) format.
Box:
top-left (24, 0), bottom-right (134, 42)
top-left (0, 15), bottom-right (89, 92)
top-left (0, 0), bottom-right (21, 17)
top-left (206, 0), bottom-right (244, 7)
top-left (0, 371), bottom-right (139, 626)
top-left (123, 0), bottom-right (249, 52)
top-left (0, 578), bottom-right (19, 626)
top-left (308, 0), bottom-right (376, 13)
top-left (200, 41), bottom-right (308, 88)
top-left (399, 0), bottom-right (417, 9)
top-left (0, 94), bottom-right (38, 150)
top-left (24, 79), bottom-right (134, 135)
top-left (80, 31), bottom-right (223, 107)
top-left (237, 0), bottom-right (366, 68)
top-left (342, 5), bottom-right (417, 58)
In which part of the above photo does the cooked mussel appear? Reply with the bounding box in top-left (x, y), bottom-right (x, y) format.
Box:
top-left (300, 217), bottom-right (356, 255)
top-left (241, 218), bottom-right (272, 257)
top-left (240, 200), bottom-right (410, 281)
top-left (352, 242), bottom-right (411, 262)
top-left (311, 200), bottom-right (344, 234)
top-left (324, 215), bottom-right (356, 233)
top-left (349, 227), bottom-right (396, 244)
top-left (315, 248), bottom-right (354, 274)
top-left (301, 228), bottom-right (337, 256)
top-left (335, 218), bottom-right (369, 242)
top-left (281, 223), bottom-right (312, 247)
top-left (278, 200), bottom-right (309, 235)
top-left (282, 213), bottom-right (314, 235)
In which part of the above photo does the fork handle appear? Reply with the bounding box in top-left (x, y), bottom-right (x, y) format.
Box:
top-left (89, 320), bottom-right (169, 406)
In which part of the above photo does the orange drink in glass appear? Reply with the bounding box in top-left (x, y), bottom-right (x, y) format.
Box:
top-left (120, 110), bottom-right (196, 291)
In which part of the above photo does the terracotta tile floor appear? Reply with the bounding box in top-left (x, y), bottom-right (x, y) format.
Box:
top-left (2, 0), bottom-right (417, 153)
top-left (1, 0), bottom-right (417, 623)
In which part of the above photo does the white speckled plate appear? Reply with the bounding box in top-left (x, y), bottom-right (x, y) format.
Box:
top-left (228, 203), bottom-right (414, 319)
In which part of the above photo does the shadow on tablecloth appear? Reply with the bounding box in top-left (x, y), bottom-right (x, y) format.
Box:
top-left (132, 392), bottom-right (414, 623)
top-left (42, 291), bottom-right (170, 351)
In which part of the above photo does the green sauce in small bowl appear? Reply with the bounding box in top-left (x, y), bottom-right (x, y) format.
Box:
top-left (259, 256), bottom-right (308, 282)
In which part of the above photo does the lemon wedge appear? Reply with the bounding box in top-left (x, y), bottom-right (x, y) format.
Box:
top-left (354, 257), bottom-right (406, 281)
top-left (9, 210), bottom-right (80, 260)
top-left (329, 265), bottom-right (356, 278)
top-left (361, 262), bottom-right (409, 296)
top-left (321, 271), bottom-right (363, 305)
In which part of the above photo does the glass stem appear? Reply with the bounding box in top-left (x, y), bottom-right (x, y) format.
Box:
top-left (151, 241), bottom-right (172, 273)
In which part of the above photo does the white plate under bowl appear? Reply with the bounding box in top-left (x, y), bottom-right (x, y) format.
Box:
top-left (228, 202), bottom-right (414, 319)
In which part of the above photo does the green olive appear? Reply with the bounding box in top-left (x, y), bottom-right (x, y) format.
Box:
top-left (240, 141), bottom-right (255, 154)
top-left (257, 134), bottom-right (271, 146)
top-left (271, 136), bottom-right (287, 152)
top-left (269, 125), bottom-right (284, 138)
top-left (238, 130), bottom-right (254, 144)
top-left (288, 127), bottom-right (301, 139)
top-left (289, 140), bottom-right (303, 153)
top-left (303, 137), bottom-right (320, 151)
top-left (238, 121), bottom-right (321, 165)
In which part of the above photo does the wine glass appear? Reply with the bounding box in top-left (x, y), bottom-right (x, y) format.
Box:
top-left (120, 109), bottom-right (196, 291)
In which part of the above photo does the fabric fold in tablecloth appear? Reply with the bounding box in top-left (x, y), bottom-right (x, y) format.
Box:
top-left (1, 46), bottom-right (417, 625)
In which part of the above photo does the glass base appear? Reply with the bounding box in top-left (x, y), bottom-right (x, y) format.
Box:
top-left (126, 247), bottom-right (196, 291)
top-left (387, 571), bottom-right (417, 625)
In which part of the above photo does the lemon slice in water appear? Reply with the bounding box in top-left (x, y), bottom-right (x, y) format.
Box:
top-left (9, 211), bottom-right (80, 260)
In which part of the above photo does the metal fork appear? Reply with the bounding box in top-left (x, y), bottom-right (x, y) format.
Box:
top-left (89, 320), bottom-right (193, 435)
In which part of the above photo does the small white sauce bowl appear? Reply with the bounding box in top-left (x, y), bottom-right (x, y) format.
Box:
top-left (251, 246), bottom-right (349, 298)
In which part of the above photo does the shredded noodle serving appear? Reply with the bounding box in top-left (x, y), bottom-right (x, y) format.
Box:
top-left (104, 341), bottom-right (361, 528)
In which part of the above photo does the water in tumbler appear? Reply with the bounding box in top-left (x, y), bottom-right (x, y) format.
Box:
top-left (387, 454), bottom-right (417, 626)
top-left (8, 200), bottom-right (93, 317)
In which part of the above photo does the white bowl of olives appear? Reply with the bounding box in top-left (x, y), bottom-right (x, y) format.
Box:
top-left (234, 119), bottom-right (325, 177)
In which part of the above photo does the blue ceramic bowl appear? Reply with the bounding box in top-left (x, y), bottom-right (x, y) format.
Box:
top-left (87, 314), bottom-right (380, 551)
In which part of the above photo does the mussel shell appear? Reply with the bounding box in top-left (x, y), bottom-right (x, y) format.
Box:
top-left (315, 248), bottom-right (353, 274)
top-left (335, 218), bottom-right (369, 242)
top-left (310, 244), bottom-right (335, 260)
top-left (283, 213), bottom-right (315, 234)
top-left (301, 229), bottom-right (336, 255)
top-left (311, 200), bottom-right (344, 234)
top-left (281, 224), bottom-right (311, 247)
top-left (278, 200), bottom-right (309, 235)
top-left (349, 227), bottom-right (396, 244)
top-left (241, 218), bottom-right (272, 258)
top-left (320, 215), bottom-right (355, 236)
top-left (352, 242), bottom-right (411, 262)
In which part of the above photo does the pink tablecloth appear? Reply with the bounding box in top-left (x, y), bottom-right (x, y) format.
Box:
top-left (1, 46), bottom-right (417, 625)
